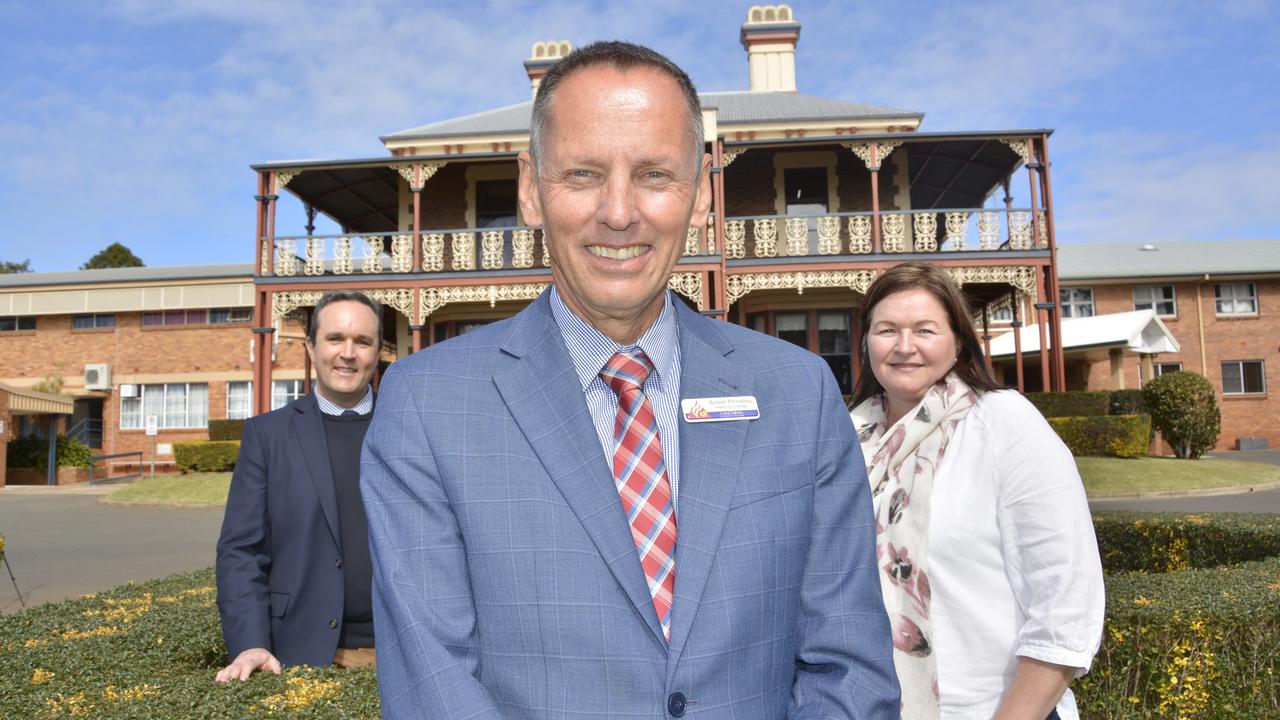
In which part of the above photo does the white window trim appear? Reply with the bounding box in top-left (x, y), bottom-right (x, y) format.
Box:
top-left (1059, 287), bottom-right (1095, 318)
top-left (1133, 285), bottom-right (1177, 317)
top-left (1221, 359), bottom-right (1267, 395)
top-left (1214, 282), bottom-right (1258, 317)
top-left (119, 382), bottom-right (210, 429)
top-left (226, 381), bottom-right (253, 420)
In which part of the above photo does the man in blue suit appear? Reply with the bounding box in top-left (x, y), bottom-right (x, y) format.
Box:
top-left (362, 41), bottom-right (898, 718)
top-left (215, 291), bottom-right (382, 681)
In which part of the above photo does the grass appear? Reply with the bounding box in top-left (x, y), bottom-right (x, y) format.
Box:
top-left (102, 473), bottom-right (231, 508)
top-left (1078, 456), bottom-right (1280, 497)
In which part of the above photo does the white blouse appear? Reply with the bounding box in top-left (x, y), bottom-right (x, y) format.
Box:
top-left (914, 390), bottom-right (1104, 719)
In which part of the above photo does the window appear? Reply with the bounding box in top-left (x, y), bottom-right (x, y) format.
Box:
top-left (1133, 285), bottom-right (1176, 316)
top-left (1215, 282), bottom-right (1257, 315)
top-left (1155, 362), bottom-right (1183, 376)
top-left (1222, 360), bottom-right (1266, 395)
top-left (774, 312), bottom-right (808, 349)
top-left (817, 310), bottom-right (852, 394)
top-left (272, 380), bottom-right (305, 410)
top-left (1060, 288), bottom-right (1095, 318)
top-left (209, 307), bottom-right (252, 324)
top-left (0, 316), bottom-right (36, 331)
top-left (120, 383), bottom-right (209, 429)
top-left (72, 313), bottom-right (117, 329)
top-left (474, 180), bottom-right (519, 228)
top-left (226, 381), bottom-right (253, 420)
top-left (988, 305), bottom-right (1014, 323)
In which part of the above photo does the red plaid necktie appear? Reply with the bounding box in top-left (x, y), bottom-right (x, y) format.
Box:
top-left (600, 349), bottom-right (677, 641)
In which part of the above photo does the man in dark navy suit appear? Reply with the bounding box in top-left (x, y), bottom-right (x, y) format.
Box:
top-left (215, 290), bottom-right (382, 681)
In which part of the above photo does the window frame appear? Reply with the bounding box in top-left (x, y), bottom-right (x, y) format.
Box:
top-left (1221, 360), bottom-right (1266, 395)
top-left (225, 381), bottom-right (253, 420)
top-left (1059, 287), bottom-right (1095, 318)
top-left (119, 382), bottom-right (210, 429)
top-left (1214, 282), bottom-right (1258, 316)
top-left (271, 379), bottom-right (305, 411)
top-left (0, 316), bottom-right (36, 332)
top-left (1133, 285), bottom-right (1177, 317)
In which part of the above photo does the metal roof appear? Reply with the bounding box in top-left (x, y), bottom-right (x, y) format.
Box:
top-left (1058, 240), bottom-right (1280, 280)
top-left (0, 382), bottom-right (75, 415)
top-left (382, 91), bottom-right (921, 141)
top-left (0, 264), bottom-right (253, 289)
top-left (988, 309), bottom-right (1180, 358)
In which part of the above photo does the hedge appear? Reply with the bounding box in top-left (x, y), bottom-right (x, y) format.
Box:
top-left (1144, 371), bottom-right (1221, 459)
top-left (1047, 415), bottom-right (1151, 458)
top-left (1026, 390), bottom-right (1111, 418)
top-left (1078, 512), bottom-right (1280, 718)
top-left (4, 434), bottom-right (93, 470)
top-left (0, 569), bottom-right (380, 718)
top-left (1109, 388), bottom-right (1147, 416)
top-left (5, 513), bottom-right (1278, 718)
top-left (173, 441), bottom-right (240, 473)
top-left (207, 419), bottom-right (246, 442)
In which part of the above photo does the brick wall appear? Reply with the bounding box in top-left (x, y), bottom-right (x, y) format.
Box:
top-left (1069, 278), bottom-right (1280, 450)
top-left (0, 390), bottom-right (9, 487)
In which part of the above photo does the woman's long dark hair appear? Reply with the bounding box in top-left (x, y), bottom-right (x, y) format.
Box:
top-left (849, 262), bottom-right (1003, 409)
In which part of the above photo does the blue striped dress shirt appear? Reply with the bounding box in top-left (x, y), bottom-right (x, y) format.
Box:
top-left (313, 385), bottom-right (374, 416)
top-left (549, 286), bottom-right (683, 514)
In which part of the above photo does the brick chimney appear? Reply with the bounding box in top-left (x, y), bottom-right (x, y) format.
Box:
top-left (524, 41), bottom-right (573, 99)
top-left (740, 5), bottom-right (800, 92)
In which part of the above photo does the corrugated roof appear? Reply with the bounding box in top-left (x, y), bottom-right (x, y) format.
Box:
top-left (0, 264), bottom-right (254, 289)
top-left (382, 91), bottom-right (920, 141)
top-left (0, 382), bottom-right (75, 415)
top-left (1058, 240), bottom-right (1280, 280)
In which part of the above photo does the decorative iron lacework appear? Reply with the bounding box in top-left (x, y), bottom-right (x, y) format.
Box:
top-left (725, 270), bottom-right (876, 304)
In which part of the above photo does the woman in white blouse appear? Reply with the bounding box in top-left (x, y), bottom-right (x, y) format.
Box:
top-left (849, 263), bottom-right (1104, 720)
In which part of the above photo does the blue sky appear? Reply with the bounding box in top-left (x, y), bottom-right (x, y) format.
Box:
top-left (2, 0), bottom-right (1277, 272)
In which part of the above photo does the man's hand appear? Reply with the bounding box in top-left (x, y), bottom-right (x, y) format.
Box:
top-left (215, 648), bottom-right (282, 682)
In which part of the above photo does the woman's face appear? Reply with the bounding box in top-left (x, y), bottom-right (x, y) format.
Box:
top-left (866, 287), bottom-right (959, 414)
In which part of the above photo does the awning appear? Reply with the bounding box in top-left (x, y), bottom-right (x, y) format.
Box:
top-left (0, 383), bottom-right (74, 415)
top-left (988, 309), bottom-right (1181, 359)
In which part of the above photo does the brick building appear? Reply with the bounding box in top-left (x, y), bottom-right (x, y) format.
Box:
top-left (3, 4), bottom-right (1084, 478)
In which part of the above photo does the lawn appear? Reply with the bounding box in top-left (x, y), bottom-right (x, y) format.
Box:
top-left (1077, 456), bottom-right (1280, 497)
top-left (102, 473), bottom-right (231, 508)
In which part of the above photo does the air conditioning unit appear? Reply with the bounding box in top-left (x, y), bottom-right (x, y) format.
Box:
top-left (85, 363), bottom-right (112, 390)
top-left (119, 383), bottom-right (139, 398)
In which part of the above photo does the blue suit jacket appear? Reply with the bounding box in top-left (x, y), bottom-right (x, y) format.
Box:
top-left (362, 290), bottom-right (898, 718)
top-left (216, 392), bottom-right (348, 667)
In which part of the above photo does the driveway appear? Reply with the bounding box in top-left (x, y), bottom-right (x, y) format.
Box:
top-left (0, 488), bottom-right (224, 614)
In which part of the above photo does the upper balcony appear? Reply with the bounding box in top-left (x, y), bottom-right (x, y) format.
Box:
top-left (252, 131), bottom-right (1055, 284)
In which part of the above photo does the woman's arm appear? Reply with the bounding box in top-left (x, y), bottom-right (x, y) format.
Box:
top-left (992, 656), bottom-right (1076, 720)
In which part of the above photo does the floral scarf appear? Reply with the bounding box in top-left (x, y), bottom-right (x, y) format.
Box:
top-left (850, 372), bottom-right (977, 720)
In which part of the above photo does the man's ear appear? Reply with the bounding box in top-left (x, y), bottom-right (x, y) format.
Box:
top-left (688, 152), bottom-right (713, 229)
top-left (517, 150), bottom-right (544, 228)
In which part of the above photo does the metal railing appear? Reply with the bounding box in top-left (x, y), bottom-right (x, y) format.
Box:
top-left (88, 452), bottom-right (143, 485)
top-left (66, 418), bottom-right (103, 450)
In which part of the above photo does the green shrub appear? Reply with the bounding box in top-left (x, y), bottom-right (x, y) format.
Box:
top-left (1108, 388), bottom-right (1147, 416)
top-left (207, 419), bottom-right (245, 441)
top-left (1025, 390), bottom-right (1110, 417)
top-left (0, 569), bottom-right (380, 718)
top-left (1143, 371), bottom-right (1221, 459)
top-left (1074, 512), bottom-right (1280, 718)
top-left (1047, 415), bottom-right (1151, 458)
top-left (4, 434), bottom-right (92, 469)
top-left (173, 441), bottom-right (239, 473)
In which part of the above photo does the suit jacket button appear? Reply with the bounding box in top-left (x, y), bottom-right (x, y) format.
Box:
top-left (336, 558), bottom-right (343, 569)
top-left (329, 618), bottom-right (338, 629)
top-left (667, 692), bottom-right (686, 717)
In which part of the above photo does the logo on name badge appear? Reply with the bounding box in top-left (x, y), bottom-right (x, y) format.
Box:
top-left (681, 396), bottom-right (760, 423)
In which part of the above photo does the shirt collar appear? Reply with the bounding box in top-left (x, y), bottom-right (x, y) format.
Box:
top-left (314, 385), bottom-right (374, 416)
top-left (549, 286), bottom-right (680, 392)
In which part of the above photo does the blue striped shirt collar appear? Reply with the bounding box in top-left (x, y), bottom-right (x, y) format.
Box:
top-left (549, 286), bottom-right (680, 392)
top-left (314, 385), bottom-right (374, 416)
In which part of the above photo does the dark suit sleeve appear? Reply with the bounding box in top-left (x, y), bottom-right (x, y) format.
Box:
top-left (361, 363), bottom-right (505, 720)
top-left (789, 365), bottom-right (901, 718)
top-left (215, 416), bottom-right (273, 658)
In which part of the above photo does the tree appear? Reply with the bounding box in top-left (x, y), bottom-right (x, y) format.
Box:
top-left (81, 243), bottom-right (144, 270)
top-left (1142, 371), bottom-right (1221, 459)
top-left (0, 259), bottom-right (32, 273)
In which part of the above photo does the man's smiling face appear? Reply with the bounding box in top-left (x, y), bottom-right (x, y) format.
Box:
top-left (518, 64), bottom-right (710, 344)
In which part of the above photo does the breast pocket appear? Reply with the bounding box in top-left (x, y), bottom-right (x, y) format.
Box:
top-left (728, 459), bottom-right (813, 510)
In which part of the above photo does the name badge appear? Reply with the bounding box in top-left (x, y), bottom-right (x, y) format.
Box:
top-left (681, 396), bottom-right (760, 423)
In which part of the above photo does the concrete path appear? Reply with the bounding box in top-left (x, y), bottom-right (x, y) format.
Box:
top-left (0, 487), bottom-right (224, 614)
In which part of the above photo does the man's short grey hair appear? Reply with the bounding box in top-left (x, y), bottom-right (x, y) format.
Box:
top-left (529, 40), bottom-right (705, 172)
top-left (307, 290), bottom-right (383, 349)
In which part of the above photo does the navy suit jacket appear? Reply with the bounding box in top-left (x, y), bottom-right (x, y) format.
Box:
top-left (216, 392), bottom-right (350, 667)
top-left (363, 290), bottom-right (899, 718)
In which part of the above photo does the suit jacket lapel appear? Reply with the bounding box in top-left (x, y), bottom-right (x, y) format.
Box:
top-left (666, 302), bottom-right (751, 676)
top-left (492, 292), bottom-right (667, 646)
top-left (293, 393), bottom-right (341, 548)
